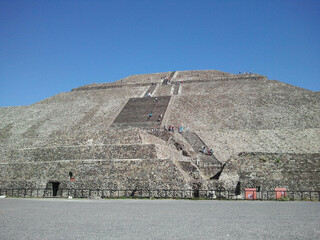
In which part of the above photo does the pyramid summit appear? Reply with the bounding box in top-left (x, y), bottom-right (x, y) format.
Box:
top-left (0, 70), bottom-right (319, 198)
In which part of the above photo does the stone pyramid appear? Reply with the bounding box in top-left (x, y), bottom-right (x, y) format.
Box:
top-left (0, 70), bottom-right (319, 196)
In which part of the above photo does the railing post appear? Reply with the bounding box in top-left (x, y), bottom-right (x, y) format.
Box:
top-left (309, 191), bottom-right (311, 201)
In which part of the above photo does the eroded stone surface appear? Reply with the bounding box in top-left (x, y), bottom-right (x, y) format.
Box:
top-left (219, 153), bottom-right (320, 191)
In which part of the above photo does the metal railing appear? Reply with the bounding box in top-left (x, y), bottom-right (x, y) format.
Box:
top-left (0, 188), bottom-right (319, 201)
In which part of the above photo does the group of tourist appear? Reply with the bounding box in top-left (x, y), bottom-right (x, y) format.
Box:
top-left (147, 113), bottom-right (162, 122)
top-left (201, 146), bottom-right (214, 156)
top-left (164, 125), bottom-right (175, 132)
top-left (177, 74), bottom-right (183, 79)
top-left (151, 127), bottom-right (158, 133)
top-left (239, 71), bottom-right (252, 75)
top-left (162, 74), bottom-right (175, 85)
top-left (163, 125), bottom-right (189, 133)
top-left (177, 125), bottom-right (189, 133)
top-left (163, 78), bottom-right (170, 85)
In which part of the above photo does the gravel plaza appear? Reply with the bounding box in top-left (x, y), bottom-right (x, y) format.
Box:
top-left (0, 198), bottom-right (319, 240)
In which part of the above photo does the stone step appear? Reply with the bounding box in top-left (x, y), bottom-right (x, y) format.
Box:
top-left (144, 83), bottom-right (158, 97)
top-left (182, 131), bottom-right (206, 151)
top-left (110, 122), bottom-right (161, 130)
top-left (110, 96), bottom-right (171, 129)
top-left (181, 131), bottom-right (222, 178)
top-left (169, 71), bottom-right (176, 79)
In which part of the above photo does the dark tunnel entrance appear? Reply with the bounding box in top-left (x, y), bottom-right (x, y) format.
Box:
top-left (52, 182), bottom-right (60, 197)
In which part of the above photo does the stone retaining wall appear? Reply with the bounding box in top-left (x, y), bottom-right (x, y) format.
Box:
top-left (0, 158), bottom-right (191, 190)
top-left (219, 153), bottom-right (320, 191)
top-left (0, 144), bottom-right (157, 163)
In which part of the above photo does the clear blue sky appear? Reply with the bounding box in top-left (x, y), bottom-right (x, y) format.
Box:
top-left (0, 0), bottom-right (319, 107)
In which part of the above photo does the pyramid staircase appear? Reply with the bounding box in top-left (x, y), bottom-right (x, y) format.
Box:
top-left (181, 131), bottom-right (222, 178)
top-left (144, 83), bottom-right (158, 97)
top-left (110, 96), bottom-right (171, 130)
top-left (169, 71), bottom-right (176, 79)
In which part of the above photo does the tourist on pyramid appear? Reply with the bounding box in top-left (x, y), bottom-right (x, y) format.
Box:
top-left (202, 146), bottom-right (206, 154)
